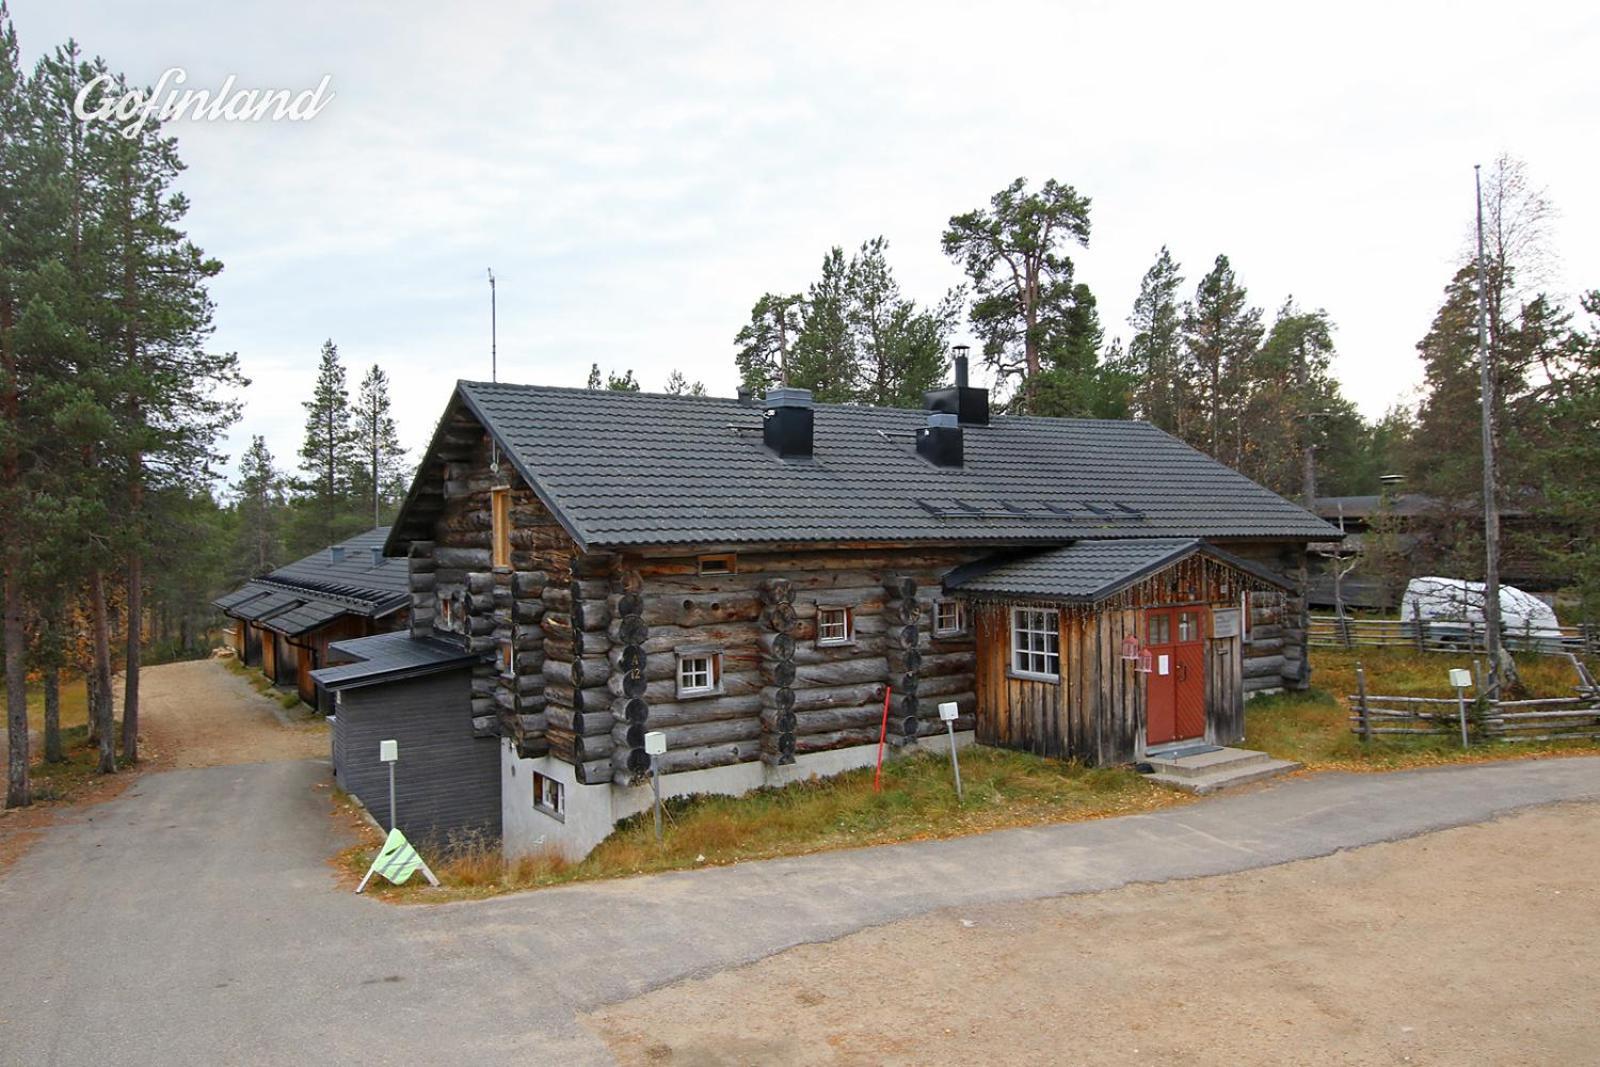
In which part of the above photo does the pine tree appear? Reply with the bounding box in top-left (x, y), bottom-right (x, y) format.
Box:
top-left (1126, 247), bottom-right (1185, 432)
top-left (941, 177), bottom-right (1099, 412)
top-left (786, 247), bottom-right (856, 402)
top-left (733, 293), bottom-right (802, 394)
top-left (297, 339), bottom-right (360, 548)
top-left (844, 236), bottom-right (956, 408)
top-left (663, 370), bottom-right (705, 396)
top-left (1182, 255), bottom-right (1263, 464)
top-left (352, 364), bottom-right (406, 527)
top-left (232, 435), bottom-right (284, 576)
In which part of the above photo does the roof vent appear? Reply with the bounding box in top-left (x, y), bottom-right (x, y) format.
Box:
top-left (763, 387), bottom-right (814, 458)
top-left (916, 412), bottom-right (963, 468)
top-left (370, 546), bottom-right (383, 566)
top-left (923, 345), bottom-right (989, 426)
top-left (329, 545), bottom-right (345, 564)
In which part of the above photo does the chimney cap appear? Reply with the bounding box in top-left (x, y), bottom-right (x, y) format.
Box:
top-left (329, 545), bottom-right (345, 563)
top-left (764, 386), bottom-right (814, 408)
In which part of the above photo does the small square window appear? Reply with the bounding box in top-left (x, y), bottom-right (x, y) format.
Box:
top-left (933, 599), bottom-right (966, 636)
top-left (697, 553), bottom-right (737, 575)
top-left (532, 772), bottom-right (564, 819)
top-left (816, 606), bottom-right (853, 646)
top-left (677, 651), bottom-right (722, 697)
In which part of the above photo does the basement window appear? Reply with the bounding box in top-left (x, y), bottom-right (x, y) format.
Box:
top-left (933, 599), bottom-right (967, 636)
top-left (816, 606), bottom-right (854, 646)
top-left (491, 487), bottom-right (511, 568)
top-left (676, 650), bottom-right (722, 698)
top-left (1010, 607), bottom-right (1061, 681)
top-left (697, 553), bottom-right (737, 576)
top-left (532, 772), bottom-right (565, 820)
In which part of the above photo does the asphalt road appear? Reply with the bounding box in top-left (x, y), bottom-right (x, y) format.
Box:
top-left (1, 754), bottom-right (1596, 1065)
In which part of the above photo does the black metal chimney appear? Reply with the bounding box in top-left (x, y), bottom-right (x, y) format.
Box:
top-left (923, 344), bottom-right (989, 425)
top-left (763, 387), bottom-right (814, 458)
top-left (916, 412), bottom-right (963, 467)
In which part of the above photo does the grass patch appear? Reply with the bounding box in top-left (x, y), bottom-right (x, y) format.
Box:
top-left (344, 747), bottom-right (1189, 902)
top-left (19, 725), bottom-right (131, 802)
top-left (1246, 647), bottom-right (1600, 771)
top-left (22, 676), bottom-right (90, 735)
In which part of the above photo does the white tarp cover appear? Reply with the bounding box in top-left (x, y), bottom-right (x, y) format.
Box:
top-left (1402, 576), bottom-right (1561, 637)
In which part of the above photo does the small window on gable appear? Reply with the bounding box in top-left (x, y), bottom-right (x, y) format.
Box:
top-left (491, 487), bottom-right (511, 568)
top-left (933, 599), bottom-right (966, 636)
top-left (1010, 607), bottom-right (1061, 681)
top-left (532, 772), bottom-right (564, 819)
top-left (697, 553), bottom-right (737, 576)
top-left (676, 650), bottom-right (722, 698)
top-left (816, 605), bottom-right (853, 646)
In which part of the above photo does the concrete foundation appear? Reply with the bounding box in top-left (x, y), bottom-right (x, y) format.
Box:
top-left (502, 731), bottom-right (977, 861)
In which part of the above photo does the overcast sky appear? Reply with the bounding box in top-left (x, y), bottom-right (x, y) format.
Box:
top-left (24, 1), bottom-right (1600, 486)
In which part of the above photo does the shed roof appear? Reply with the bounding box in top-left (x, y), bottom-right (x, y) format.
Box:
top-left (388, 382), bottom-right (1338, 553)
top-left (944, 538), bottom-right (1294, 605)
top-left (311, 631), bottom-right (479, 690)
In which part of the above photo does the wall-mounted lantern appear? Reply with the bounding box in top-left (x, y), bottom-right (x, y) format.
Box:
top-left (1135, 648), bottom-right (1154, 674)
top-left (1120, 634), bottom-right (1141, 662)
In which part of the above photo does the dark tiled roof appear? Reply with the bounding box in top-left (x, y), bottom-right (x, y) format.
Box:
top-left (212, 528), bottom-right (409, 634)
top-left (425, 382), bottom-right (1336, 551)
top-left (945, 538), bottom-right (1294, 604)
top-left (311, 631), bottom-right (477, 690)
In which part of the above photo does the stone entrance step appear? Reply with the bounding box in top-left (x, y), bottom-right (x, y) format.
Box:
top-left (1142, 746), bottom-right (1300, 795)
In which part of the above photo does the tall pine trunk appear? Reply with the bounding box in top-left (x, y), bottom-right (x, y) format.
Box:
top-left (43, 665), bottom-right (62, 763)
top-left (88, 567), bottom-right (116, 774)
top-left (3, 558), bottom-right (28, 809)
top-left (2, 299), bottom-right (28, 808)
top-left (122, 451), bottom-right (142, 762)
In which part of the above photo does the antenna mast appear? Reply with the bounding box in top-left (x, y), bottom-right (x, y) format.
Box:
top-left (488, 267), bottom-right (497, 383)
top-left (1474, 165), bottom-right (1504, 693)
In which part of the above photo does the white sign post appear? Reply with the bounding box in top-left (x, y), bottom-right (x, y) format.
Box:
top-left (1449, 668), bottom-right (1473, 749)
top-left (379, 738), bottom-right (399, 830)
top-left (938, 701), bottom-right (963, 801)
top-left (644, 730), bottom-right (667, 842)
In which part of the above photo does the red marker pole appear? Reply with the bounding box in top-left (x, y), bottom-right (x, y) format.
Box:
top-left (873, 686), bottom-right (892, 792)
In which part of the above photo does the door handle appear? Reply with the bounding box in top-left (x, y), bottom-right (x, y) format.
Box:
top-left (1175, 663), bottom-right (1187, 681)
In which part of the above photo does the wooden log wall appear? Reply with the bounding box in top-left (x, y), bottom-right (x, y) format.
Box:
top-left (412, 425), bottom-right (583, 755)
top-left (595, 548), bottom-right (980, 783)
top-left (1222, 541), bottom-right (1311, 694)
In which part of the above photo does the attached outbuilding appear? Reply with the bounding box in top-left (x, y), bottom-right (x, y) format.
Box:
top-left (946, 538), bottom-right (1295, 763)
top-left (313, 631), bottom-right (500, 847)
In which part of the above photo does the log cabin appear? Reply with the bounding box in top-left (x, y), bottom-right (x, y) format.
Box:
top-left (313, 357), bottom-right (1337, 858)
top-left (214, 528), bottom-right (410, 709)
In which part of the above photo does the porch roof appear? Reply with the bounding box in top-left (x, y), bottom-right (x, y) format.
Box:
top-left (943, 538), bottom-right (1294, 605)
top-left (311, 631), bottom-right (479, 691)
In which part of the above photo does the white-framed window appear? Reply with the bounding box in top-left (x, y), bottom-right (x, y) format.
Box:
top-left (1010, 607), bottom-right (1061, 680)
top-left (933, 598), bottom-right (966, 636)
top-left (816, 605), bottom-right (853, 646)
top-left (532, 772), bottom-right (564, 819)
top-left (676, 650), bottom-right (722, 698)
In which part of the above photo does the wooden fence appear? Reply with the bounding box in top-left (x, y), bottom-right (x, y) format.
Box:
top-left (1312, 614), bottom-right (1599, 654)
top-left (1348, 672), bottom-right (1600, 745)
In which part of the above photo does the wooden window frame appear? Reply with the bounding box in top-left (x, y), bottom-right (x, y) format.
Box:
top-left (697, 553), bottom-right (737, 576)
top-left (933, 598), bottom-right (966, 636)
top-left (1010, 607), bottom-right (1061, 681)
top-left (532, 771), bottom-right (565, 821)
top-left (499, 637), bottom-right (515, 678)
top-left (816, 605), bottom-right (854, 647)
top-left (491, 487), bottom-right (511, 568)
top-left (676, 649), bottom-right (723, 698)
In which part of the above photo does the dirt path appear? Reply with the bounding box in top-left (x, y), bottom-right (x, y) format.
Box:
top-left (138, 658), bottom-right (327, 769)
top-left (590, 800), bottom-right (1600, 1066)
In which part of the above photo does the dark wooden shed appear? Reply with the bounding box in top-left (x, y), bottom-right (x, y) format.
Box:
top-left (948, 539), bottom-right (1295, 764)
top-left (313, 631), bottom-right (500, 848)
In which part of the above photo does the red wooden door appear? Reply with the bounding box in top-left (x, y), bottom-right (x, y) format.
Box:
top-left (1146, 607), bottom-right (1207, 746)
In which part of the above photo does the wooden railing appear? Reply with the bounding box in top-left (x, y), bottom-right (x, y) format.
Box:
top-left (1311, 614), bottom-right (1599, 654)
top-left (1347, 666), bottom-right (1600, 744)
